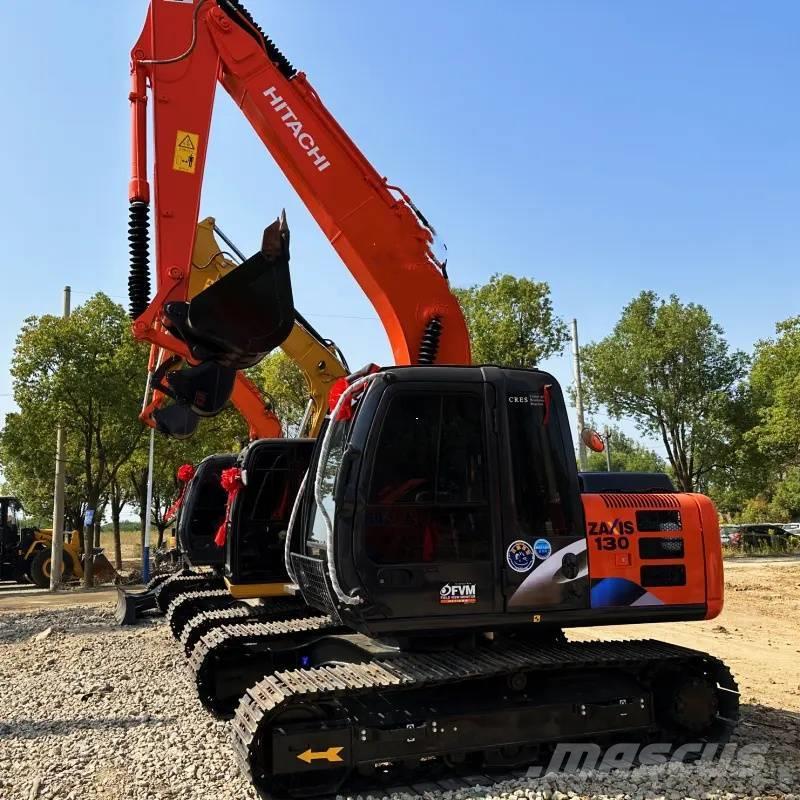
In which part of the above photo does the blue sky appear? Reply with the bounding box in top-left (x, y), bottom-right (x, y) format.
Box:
top-left (0, 1), bottom-right (797, 457)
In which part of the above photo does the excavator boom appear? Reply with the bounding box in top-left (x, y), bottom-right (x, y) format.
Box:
top-left (129, 0), bottom-right (470, 374)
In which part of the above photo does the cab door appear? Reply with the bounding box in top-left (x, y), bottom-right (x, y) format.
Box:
top-left (352, 383), bottom-right (498, 621)
top-left (499, 374), bottom-right (590, 613)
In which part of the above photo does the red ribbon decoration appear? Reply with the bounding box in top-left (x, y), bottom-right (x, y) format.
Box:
top-left (164, 463), bottom-right (196, 525)
top-left (328, 376), bottom-right (352, 421)
top-left (214, 466), bottom-right (244, 547)
top-left (542, 384), bottom-right (552, 426)
top-left (328, 365), bottom-right (381, 422)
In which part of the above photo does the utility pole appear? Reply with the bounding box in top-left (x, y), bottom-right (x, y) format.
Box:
top-left (571, 319), bottom-right (588, 470)
top-left (50, 286), bottom-right (71, 591)
top-left (604, 426), bottom-right (612, 472)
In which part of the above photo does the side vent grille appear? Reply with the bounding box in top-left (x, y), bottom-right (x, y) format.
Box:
top-left (600, 493), bottom-right (680, 509)
top-left (291, 554), bottom-right (341, 622)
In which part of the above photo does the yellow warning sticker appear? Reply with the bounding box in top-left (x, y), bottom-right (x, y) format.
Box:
top-left (173, 130), bottom-right (199, 173)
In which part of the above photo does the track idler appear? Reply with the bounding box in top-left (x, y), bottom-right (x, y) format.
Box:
top-left (189, 615), bottom-right (337, 718)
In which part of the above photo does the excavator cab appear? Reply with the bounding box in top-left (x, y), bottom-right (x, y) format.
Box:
top-left (172, 441), bottom-right (314, 588)
top-left (177, 453), bottom-right (236, 567)
top-left (224, 438), bottom-right (314, 597)
top-left (290, 366), bottom-right (588, 637)
top-left (0, 497), bottom-right (24, 582)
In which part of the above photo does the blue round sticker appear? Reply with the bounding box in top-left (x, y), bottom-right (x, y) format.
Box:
top-left (533, 538), bottom-right (552, 560)
top-left (506, 540), bottom-right (535, 572)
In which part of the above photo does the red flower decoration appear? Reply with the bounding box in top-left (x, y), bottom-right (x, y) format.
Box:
top-left (177, 463), bottom-right (195, 483)
top-left (214, 467), bottom-right (244, 547)
top-left (328, 376), bottom-right (353, 421)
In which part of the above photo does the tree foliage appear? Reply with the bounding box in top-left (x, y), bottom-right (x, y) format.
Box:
top-left (749, 317), bottom-right (800, 466)
top-left (722, 317), bottom-right (800, 520)
top-left (580, 291), bottom-right (747, 492)
top-left (454, 274), bottom-right (569, 367)
top-left (584, 425), bottom-right (667, 474)
top-left (1, 294), bottom-right (148, 546)
top-left (258, 353), bottom-right (308, 435)
top-left (0, 292), bottom-right (253, 563)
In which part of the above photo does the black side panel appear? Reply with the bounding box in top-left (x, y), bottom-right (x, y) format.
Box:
top-left (226, 439), bottom-right (314, 585)
top-left (578, 472), bottom-right (676, 493)
top-left (178, 454), bottom-right (236, 566)
top-left (641, 564), bottom-right (687, 587)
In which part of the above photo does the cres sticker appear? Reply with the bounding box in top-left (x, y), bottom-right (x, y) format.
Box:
top-left (506, 540), bottom-right (535, 572)
top-left (439, 583), bottom-right (477, 604)
top-left (533, 538), bottom-right (552, 560)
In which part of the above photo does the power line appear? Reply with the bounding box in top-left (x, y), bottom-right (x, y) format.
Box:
top-left (69, 291), bottom-right (380, 321)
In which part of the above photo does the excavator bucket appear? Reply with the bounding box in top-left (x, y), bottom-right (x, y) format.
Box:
top-left (165, 361), bottom-right (236, 417)
top-left (165, 217), bottom-right (294, 370)
top-left (115, 585), bottom-right (159, 625)
top-left (153, 404), bottom-right (200, 440)
top-left (91, 552), bottom-right (118, 584)
top-left (115, 571), bottom-right (179, 625)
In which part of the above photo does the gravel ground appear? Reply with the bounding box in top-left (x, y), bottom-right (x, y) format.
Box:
top-left (0, 580), bottom-right (798, 800)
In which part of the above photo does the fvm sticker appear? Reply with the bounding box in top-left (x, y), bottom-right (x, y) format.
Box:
top-left (533, 539), bottom-right (552, 560)
top-left (506, 540), bottom-right (535, 572)
top-left (440, 583), bottom-right (477, 604)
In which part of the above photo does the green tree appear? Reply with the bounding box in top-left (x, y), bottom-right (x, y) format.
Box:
top-left (584, 425), bottom-right (667, 474)
top-left (258, 353), bottom-right (307, 434)
top-left (738, 495), bottom-right (772, 523)
top-left (769, 467), bottom-right (800, 521)
top-left (1, 294), bottom-right (149, 583)
top-left (749, 316), bottom-right (800, 467)
top-left (454, 274), bottom-right (569, 367)
top-left (702, 384), bottom-right (775, 516)
top-left (581, 291), bottom-right (747, 492)
top-left (713, 317), bottom-right (800, 521)
top-left (0, 410), bottom-right (86, 529)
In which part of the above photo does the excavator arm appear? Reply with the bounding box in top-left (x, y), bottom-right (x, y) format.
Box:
top-left (128, 0), bottom-right (470, 376)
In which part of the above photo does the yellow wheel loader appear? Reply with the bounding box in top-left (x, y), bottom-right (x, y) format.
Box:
top-left (1, 497), bottom-right (115, 588)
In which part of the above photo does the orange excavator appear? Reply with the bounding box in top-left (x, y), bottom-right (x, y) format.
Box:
top-left (127, 3), bottom-right (739, 797)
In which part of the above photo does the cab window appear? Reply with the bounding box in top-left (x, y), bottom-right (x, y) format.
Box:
top-left (308, 420), bottom-right (348, 546)
top-left (506, 388), bottom-right (576, 536)
top-left (365, 393), bottom-right (489, 564)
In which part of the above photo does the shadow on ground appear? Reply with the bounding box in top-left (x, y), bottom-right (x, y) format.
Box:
top-left (0, 715), bottom-right (174, 738)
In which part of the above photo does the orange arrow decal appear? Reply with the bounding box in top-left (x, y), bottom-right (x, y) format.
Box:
top-left (297, 746), bottom-right (344, 764)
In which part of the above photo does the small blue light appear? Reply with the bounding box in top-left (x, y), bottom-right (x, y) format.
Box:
top-left (300, 655), bottom-right (311, 668)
